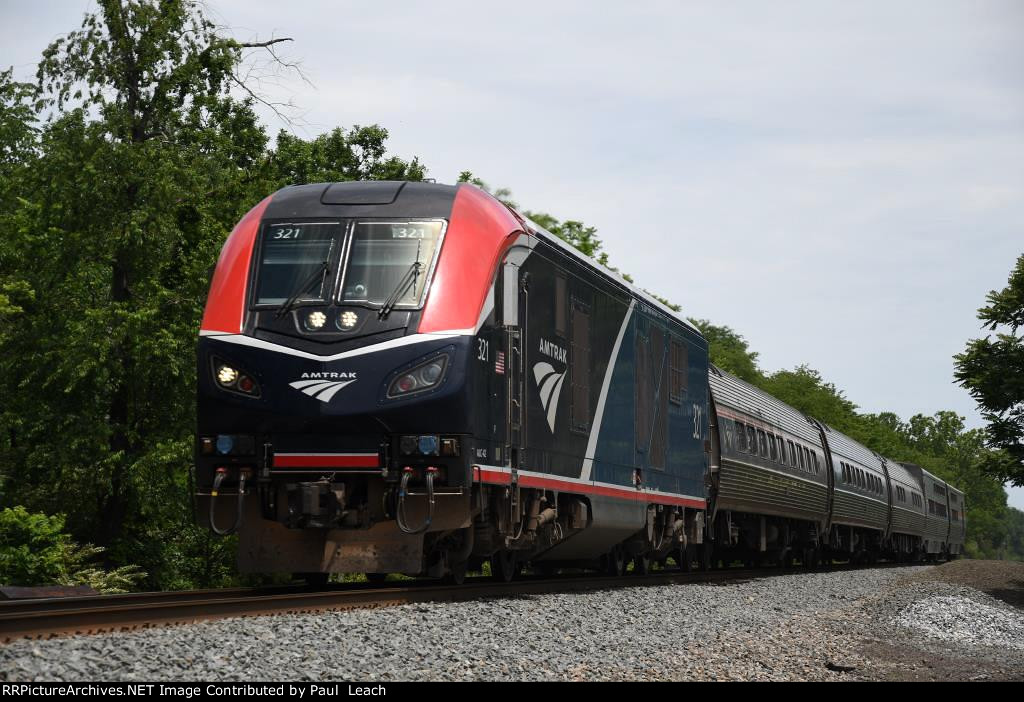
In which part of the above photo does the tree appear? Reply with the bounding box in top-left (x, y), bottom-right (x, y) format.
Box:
top-left (0, 0), bottom-right (283, 585)
top-left (266, 127), bottom-right (426, 187)
top-left (688, 320), bottom-right (763, 384)
top-left (955, 254), bottom-right (1024, 485)
top-left (0, 506), bottom-right (144, 592)
top-left (0, 69), bottom-right (37, 332)
top-left (0, 2), bottom-right (438, 588)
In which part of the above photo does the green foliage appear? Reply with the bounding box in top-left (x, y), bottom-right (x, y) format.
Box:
top-left (763, 365), bottom-right (860, 434)
top-left (1005, 508), bottom-right (1024, 561)
top-left (267, 127), bottom-right (426, 187)
top-left (687, 319), bottom-right (763, 385)
top-left (0, 70), bottom-right (38, 334)
top-left (0, 1), bottom-right (426, 590)
top-left (955, 253), bottom-right (1024, 483)
top-left (0, 506), bottom-right (145, 592)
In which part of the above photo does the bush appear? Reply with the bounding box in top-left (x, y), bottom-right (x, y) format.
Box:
top-left (0, 506), bottom-right (145, 592)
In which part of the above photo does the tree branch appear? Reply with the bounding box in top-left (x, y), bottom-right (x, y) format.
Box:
top-left (237, 38), bottom-right (293, 49)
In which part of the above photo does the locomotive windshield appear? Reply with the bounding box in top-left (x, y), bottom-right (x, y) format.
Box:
top-left (254, 222), bottom-right (340, 305)
top-left (341, 221), bottom-right (444, 307)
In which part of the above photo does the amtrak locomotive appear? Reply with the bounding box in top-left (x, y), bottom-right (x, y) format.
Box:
top-left (195, 181), bottom-right (964, 583)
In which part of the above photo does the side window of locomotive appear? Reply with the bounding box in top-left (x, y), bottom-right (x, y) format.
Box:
top-left (757, 430), bottom-right (768, 457)
top-left (788, 440), bottom-right (797, 467)
top-left (254, 222), bottom-right (341, 305)
top-left (768, 435), bottom-right (778, 462)
top-left (747, 426), bottom-right (757, 456)
top-left (570, 301), bottom-right (591, 433)
top-left (811, 451), bottom-right (819, 474)
top-left (803, 447), bottom-right (811, 473)
top-left (669, 338), bottom-right (687, 404)
top-left (796, 446), bottom-right (805, 471)
top-left (778, 437), bottom-right (786, 464)
top-left (342, 221), bottom-right (444, 306)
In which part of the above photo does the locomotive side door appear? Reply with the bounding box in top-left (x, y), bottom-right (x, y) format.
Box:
top-left (501, 261), bottom-right (526, 470)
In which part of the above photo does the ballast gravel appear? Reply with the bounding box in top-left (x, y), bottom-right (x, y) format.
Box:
top-left (892, 595), bottom-right (1024, 650)
top-left (2, 563), bottom-right (1023, 682)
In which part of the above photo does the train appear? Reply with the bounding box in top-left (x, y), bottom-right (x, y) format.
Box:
top-left (194, 180), bottom-right (965, 584)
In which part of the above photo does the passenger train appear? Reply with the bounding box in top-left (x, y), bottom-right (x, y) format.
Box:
top-left (194, 180), bottom-right (965, 583)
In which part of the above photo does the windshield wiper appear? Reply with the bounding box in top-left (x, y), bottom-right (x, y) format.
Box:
top-left (378, 261), bottom-right (422, 320)
top-left (274, 260), bottom-right (330, 319)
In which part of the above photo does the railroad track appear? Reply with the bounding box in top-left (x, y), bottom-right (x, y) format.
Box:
top-left (0, 563), bottom-right (915, 642)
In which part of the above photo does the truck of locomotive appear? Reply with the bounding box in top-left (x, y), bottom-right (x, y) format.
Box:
top-left (195, 180), bottom-right (965, 583)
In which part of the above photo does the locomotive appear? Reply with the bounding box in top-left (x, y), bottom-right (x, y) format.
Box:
top-left (194, 180), bottom-right (964, 583)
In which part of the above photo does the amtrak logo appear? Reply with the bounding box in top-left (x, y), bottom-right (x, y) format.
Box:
top-left (289, 372), bottom-right (357, 403)
top-left (533, 362), bottom-right (566, 433)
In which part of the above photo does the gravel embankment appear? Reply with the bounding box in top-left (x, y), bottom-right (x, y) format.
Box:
top-left (852, 559), bottom-right (1024, 681)
top-left (2, 562), bottom-right (1022, 681)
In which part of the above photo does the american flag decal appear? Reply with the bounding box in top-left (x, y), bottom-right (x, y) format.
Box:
top-left (495, 351), bottom-right (506, 375)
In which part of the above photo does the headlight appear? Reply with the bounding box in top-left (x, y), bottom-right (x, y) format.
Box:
top-left (305, 310), bottom-right (327, 330)
top-left (387, 354), bottom-right (449, 398)
top-left (217, 365), bottom-right (238, 385)
top-left (212, 358), bottom-right (261, 397)
top-left (338, 310), bottom-right (359, 329)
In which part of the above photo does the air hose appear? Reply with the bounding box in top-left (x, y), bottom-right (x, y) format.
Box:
top-left (209, 467), bottom-right (247, 536)
top-left (396, 466), bottom-right (436, 535)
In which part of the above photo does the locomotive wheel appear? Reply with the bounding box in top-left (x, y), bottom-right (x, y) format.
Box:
top-left (633, 554), bottom-right (651, 575)
top-left (491, 550), bottom-right (519, 583)
top-left (446, 560), bottom-right (468, 585)
top-left (365, 573), bottom-right (388, 585)
top-left (605, 546), bottom-right (625, 576)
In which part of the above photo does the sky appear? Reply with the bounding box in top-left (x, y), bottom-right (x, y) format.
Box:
top-left (3, 1), bottom-right (1023, 508)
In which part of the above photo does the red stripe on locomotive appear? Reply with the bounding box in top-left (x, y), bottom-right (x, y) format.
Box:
top-left (273, 454), bottom-right (379, 469)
